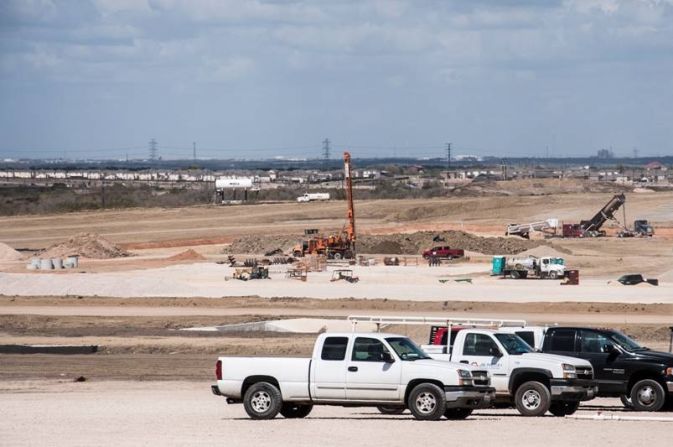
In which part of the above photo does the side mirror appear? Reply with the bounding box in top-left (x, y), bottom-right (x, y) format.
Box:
top-left (489, 347), bottom-right (503, 357)
top-left (381, 352), bottom-right (395, 363)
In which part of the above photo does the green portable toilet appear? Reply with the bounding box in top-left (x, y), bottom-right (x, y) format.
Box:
top-left (492, 256), bottom-right (505, 275)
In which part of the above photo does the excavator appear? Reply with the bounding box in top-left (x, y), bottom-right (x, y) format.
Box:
top-left (292, 152), bottom-right (356, 260)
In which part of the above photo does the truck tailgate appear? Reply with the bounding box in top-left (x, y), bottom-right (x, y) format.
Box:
top-left (217, 357), bottom-right (312, 400)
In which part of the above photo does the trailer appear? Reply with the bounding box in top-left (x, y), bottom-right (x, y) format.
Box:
top-left (506, 218), bottom-right (559, 239)
top-left (563, 194), bottom-right (625, 238)
top-left (296, 192), bottom-right (330, 203)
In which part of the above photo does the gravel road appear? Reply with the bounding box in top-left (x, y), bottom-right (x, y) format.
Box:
top-left (1, 381), bottom-right (671, 447)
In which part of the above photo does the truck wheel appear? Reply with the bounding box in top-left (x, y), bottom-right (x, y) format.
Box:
top-left (280, 403), bottom-right (313, 419)
top-left (444, 408), bottom-right (473, 420)
top-left (408, 383), bottom-right (446, 421)
top-left (332, 252), bottom-right (343, 260)
top-left (548, 271), bottom-right (558, 280)
top-left (630, 379), bottom-right (666, 412)
top-left (377, 405), bottom-right (405, 415)
top-left (620, 394), bottom-right (633, 409)
top-left (243, 382), bottom-right (282, 420)
top-left (514, 381), bottom-right (551, 416)
top-left (548, 401), bottom-right (579, 417)
top-left (510, 271), bottom-right (520, 279)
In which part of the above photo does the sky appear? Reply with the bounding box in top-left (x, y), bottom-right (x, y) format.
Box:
top-left (1, 0), bottom-right (673, 160)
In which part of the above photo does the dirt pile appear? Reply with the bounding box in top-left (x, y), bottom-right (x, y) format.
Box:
top-left (224, 231), bottom-right (553, 256)
top-left (167, 249), bottom-right (206, 261)
top-left (40, 233), bottom-right (130, 259)
top-left (223, 235), bottom-right (300, 255)
top-left (0, 242), bottom-right (23, 261)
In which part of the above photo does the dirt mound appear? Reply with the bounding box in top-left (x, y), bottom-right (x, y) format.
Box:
top-left (223, 235), bottom-right (300, 255)
top-left (40, 233), bottom-right (130, 259)
top-left (519, 245), bottom-right (572, 258)
top-left (0, 242), bottom-right (23, 261)
top-left (167, 249), bottom-right (206, 261)
top-left (224, 231), bottom-right (553, 256)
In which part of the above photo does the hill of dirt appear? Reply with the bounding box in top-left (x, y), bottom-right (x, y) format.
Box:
top-left (40, 233), bottom-right (131, 259)
top-left (225, 230), bottom-right (554, 256)
top-left (167, 249), bottom-right (206, 261)
top-left (0, 242), bottom-right (23, 261)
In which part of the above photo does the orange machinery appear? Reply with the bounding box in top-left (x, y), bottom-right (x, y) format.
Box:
top-left (292, 151), bottom-right (356, 260)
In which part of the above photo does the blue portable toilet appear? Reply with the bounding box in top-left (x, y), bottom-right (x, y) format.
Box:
top-left (492, 256), bottom-right (505, 275)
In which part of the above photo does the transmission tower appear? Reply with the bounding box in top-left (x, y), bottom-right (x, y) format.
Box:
top-left (322, 138), bottom-right (330, 169)
top-left (149, 138), bottom-right (158, 161)
top-left (446, 142), bottom-right (451, 171)
top-left (193, 142), bottom-right (197, 161)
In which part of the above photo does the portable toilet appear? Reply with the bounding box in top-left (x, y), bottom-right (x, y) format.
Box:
top-left (492, 256), bottom-right (505, 275)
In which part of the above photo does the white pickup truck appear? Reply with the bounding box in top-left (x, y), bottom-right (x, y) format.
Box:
top-left (212, 332), bottom-right (495, 420)
top-left (422, 326), bottom-right (597, 416)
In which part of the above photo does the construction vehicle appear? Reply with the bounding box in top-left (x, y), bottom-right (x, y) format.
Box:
top-left (296, 192), bottom-right (330, 203)
top-left (562, 194), bottom-right (625, 238)
top-left (618, 219), bottom-right (655, 238)
top-left (292, 152), bottom-right (356, 260)
top-left (493, 255), bottom-right (565, 279)
top-left (506, 219), bottom-right (559, 239)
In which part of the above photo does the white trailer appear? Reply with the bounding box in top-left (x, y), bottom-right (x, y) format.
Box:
top-left (296, 192), bottom-right (330, 202)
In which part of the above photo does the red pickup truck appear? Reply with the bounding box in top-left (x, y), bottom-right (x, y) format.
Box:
top-left (422, 246), bottom-right (465, 260)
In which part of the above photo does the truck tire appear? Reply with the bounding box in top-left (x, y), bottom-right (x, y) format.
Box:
top-left (280, 403), bottom-right (313, 419)
top-left (620, 394), bottom-right (633, 409)
top-left (243, 382), bottom-right (282, 420)
top-left (548, 400), bottom-right (579, 417)
top-left (408, 383), bottom-right (446, 421)
top-left (332, 252), bottom-right (343, 260)
top-left (444, 408), bottom-right (473, 420)
top-left (548, 271), bottom-right (558, 280)
top-left (510, 271), bottom-right (521, 279)
top-left (630, 379), bottom-right (666, 412)
top-left (377, 405), bottom-right (405, 415)
top-left (514, 381), bottom-right (551, 417)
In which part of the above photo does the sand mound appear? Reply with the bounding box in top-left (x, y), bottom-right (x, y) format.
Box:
top-left (0, 242), bottom-right (23, 261)
top-left (167, 249), bottom-right (206, 261)
top-left (225, 230), bottom-right (555, 256)
top-left (40, 233), bottom-right (130, 259)
top-left (519, 245), bottom-right (572, 258)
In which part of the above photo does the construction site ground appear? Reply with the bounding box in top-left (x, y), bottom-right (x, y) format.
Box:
top-left (1, 191), bottom-right (673, 443)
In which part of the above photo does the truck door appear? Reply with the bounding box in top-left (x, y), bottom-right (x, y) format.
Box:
top-left (453, 333), bottom-right (509, 392)
top-left (543, 328), bottom-right (578, 357)
top-left (311, 336), bottom-right (349, 400)
top-left (345, 337), bottom-right (402, 401)
top-left (578, 330), bottom-right (625, 394)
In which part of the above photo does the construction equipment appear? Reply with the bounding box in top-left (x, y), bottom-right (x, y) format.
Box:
top-left (493, 255), bottom-right (565, 279)
top-left (330, 269), bottom-right (359, 283)
top-left (232, 266), bottom-right (269, 281)
top-left (563, 194), bottom-right (626, 238)
top-left (506, 218), bottom-right (559, 239)
top-left (292, 152), bottom-right (356, 260)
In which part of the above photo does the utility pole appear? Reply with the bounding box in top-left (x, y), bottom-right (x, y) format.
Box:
top-left (149, 138), bottom-right (158, 161)
top-left (446, 142), bottom-right (451, 171)
top-left (193, 142), bottom-right (196, 161)
top-left (322, 138), bottom-right (330, 169)
top-left (100, 170), bottom-right (106, 209)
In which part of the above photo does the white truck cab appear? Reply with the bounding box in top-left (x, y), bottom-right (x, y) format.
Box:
top-left (213, 332), bottom-right (495, 421)
top-left (350, 315), bottom-right (597, 417)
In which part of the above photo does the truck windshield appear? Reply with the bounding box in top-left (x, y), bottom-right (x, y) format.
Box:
top-left (610, 331), bottom-right (644, 351)
top-left (494, 334), bottom-right (534, 355)
top-left (386, 337), bottom-right (432, 361)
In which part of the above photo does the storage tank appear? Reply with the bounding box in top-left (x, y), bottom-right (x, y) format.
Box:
top-left (215, 177), bottom-right (254, 189)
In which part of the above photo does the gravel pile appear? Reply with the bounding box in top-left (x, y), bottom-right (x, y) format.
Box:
top-left (40, 233), bottom-right (130, 259)
top-left (0, 242), bottom-right (23, 261)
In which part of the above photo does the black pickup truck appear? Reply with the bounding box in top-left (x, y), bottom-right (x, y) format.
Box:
top-left (511, 326), bottom-right (673, 411)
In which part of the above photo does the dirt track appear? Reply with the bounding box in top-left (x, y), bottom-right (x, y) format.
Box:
top-left (1, 381), bottom-right (671, 447)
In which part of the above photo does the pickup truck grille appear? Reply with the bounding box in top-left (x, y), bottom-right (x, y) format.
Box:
top-left (576, 366), bottom-right (593, 379)
top-left (471, 370), bottom-right (490, 386)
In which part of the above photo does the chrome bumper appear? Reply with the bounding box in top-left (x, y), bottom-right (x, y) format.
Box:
top-left (551, 385), bottom-right (598, 401)
top-left (445, 388), bottom-right (496, 409)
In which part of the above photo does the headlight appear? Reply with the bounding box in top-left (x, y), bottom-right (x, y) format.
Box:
top-left (457, 369), bottom-right (473, 386)
top-left (562, 363), bottom-right (577, 379)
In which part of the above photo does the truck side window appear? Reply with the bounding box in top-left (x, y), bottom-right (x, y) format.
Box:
top-left (321, 336), bottom-right (349, 361)
top-left (352, 337), bottom-right (390, 362)
top-left (463, 333), bottom-right (498, 356)
top-left (580, 331), bottom-right (612, 353)
top-left (548, 329), bottom-right (576, 352)
top-left (515, 331), bottom-right (535, 347)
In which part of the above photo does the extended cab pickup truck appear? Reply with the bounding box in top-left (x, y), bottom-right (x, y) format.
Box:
top-left (423, 324), bottom-right (597, 416)
top-left (500, 326), bottom-right (673, 412)
top-left (212, 332), bottom-right (495, 421)
top-left (421, 246), bottom-right (465, 260)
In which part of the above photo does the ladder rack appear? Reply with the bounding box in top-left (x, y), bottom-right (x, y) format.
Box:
top-left (348, 315), bottom-right (526, 332)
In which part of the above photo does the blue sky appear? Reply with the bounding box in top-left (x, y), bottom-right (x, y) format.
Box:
top-left (1, 0), bottom-right (673, 160)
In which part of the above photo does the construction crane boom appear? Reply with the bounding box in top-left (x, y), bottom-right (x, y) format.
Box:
top-left (343, 151), bottom-right (356, 247)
